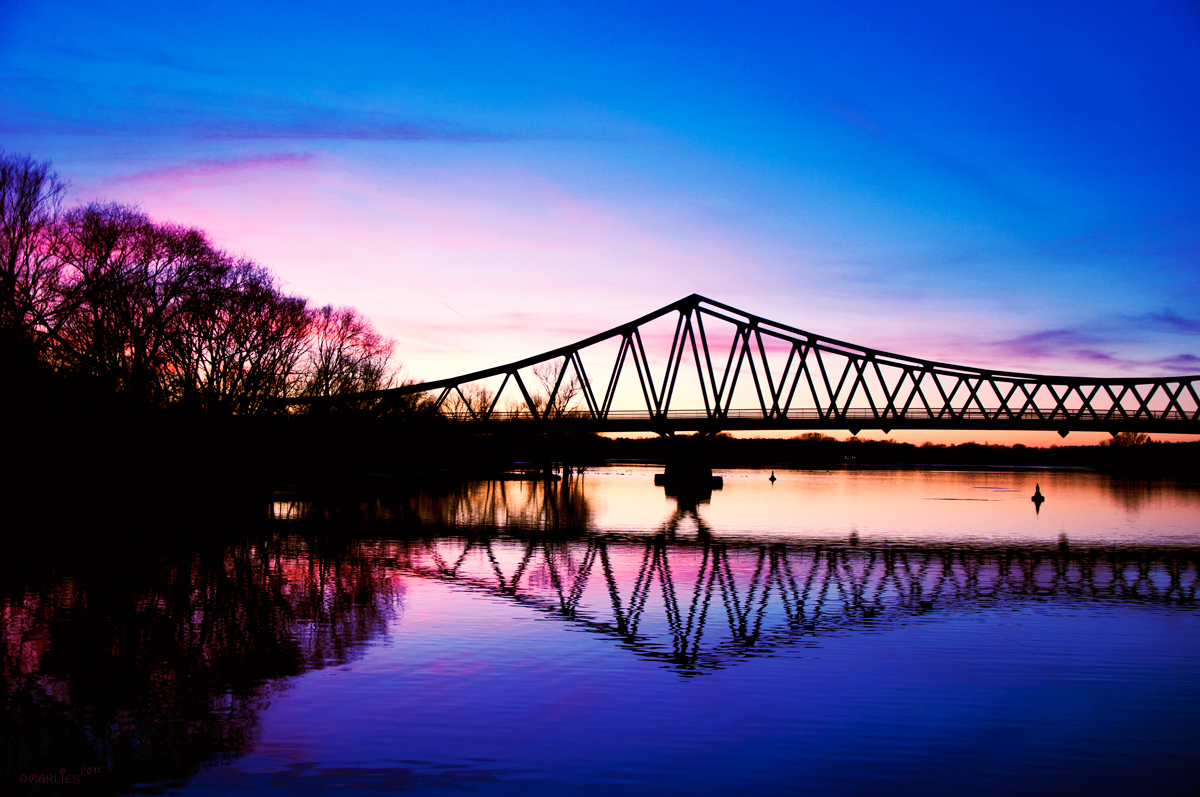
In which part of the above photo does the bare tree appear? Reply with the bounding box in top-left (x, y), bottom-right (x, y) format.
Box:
top-left (33, 202), bottom-right (317, 413)
top-left (3, 153), bottom-right (403, 416)
top-left (533, 359), bottom-right (581, 419)
top-left (0, 150), bottom-right (65, 367)
top-left (169, 260), bottom-right (310, 414)
top-left (1103, 431), bottom-right (1152, 447)
top-left (42, 204), bottom-right (229, 404)
top-left (297, 305), bottom-right (395, 399)
top-left (442, 383), bottom-right (494, 418)
top-left (503, 395), bottom-right (535, 417)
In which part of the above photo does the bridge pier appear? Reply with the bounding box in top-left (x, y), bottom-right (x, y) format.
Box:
top-left (653, 435), bottom-right (724, 491)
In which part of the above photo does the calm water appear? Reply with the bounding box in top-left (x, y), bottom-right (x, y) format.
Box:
top-left (4, 467), bottom-right (1200, 795)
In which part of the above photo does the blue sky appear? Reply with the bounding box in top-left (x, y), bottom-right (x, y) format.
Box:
top-left (3, 0), bottom-right (1199, 411)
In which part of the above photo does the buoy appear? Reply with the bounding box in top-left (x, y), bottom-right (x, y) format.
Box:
top-left (769, 471), bottom-right (777, 483)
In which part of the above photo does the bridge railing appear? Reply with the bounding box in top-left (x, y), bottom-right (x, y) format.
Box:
top-left (431, 406), bottom-right (1200, 423)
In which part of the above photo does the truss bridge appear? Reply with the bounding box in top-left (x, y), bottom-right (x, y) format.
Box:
top-left (289, 294), bottom-right (1200, 435)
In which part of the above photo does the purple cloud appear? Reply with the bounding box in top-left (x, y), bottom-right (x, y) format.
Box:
top-left (993, 328), bottom-right (1097, 360)
top-left (1074, 349), bottom-right (1119, 363)
top-left (1143, 310), bottom-right (1200, 334)
top-left (112, 153), bottom-right (317, 184)
top-left (197, 118), bottom-right (513, 143)
top-left (0, 114), bottom-right (514, 143)
top-left (986, 322), bottom-right (1199, 376)
top-left (826, 103), bottom-right (881, 135)
top-left (1153, 353), bottom-right (1200, 369)
top-left (0, 86), bottom-right (515, 144)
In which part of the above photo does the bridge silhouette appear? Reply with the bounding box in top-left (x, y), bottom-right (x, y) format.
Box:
top-left (291, 295), bottom-right (1200, 435)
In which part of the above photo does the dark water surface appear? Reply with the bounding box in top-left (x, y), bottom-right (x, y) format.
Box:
top-left (5, 467), bottom-right (1199, 795)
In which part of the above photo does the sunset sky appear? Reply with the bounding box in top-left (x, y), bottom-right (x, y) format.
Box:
top-left (3, 1), bottom-right (1198, 443)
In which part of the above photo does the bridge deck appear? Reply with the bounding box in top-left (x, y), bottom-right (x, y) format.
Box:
top-left (429, 407), bottom-right (1199, 434)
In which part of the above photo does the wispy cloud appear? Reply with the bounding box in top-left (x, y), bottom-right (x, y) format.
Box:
top-left (0, 112), bottom-right (514, 144)
top-left (993, 328), bottom-right (1100, 360)
top-left (821, 94), bottom-right (1043, 216)
top-left (1154, 353), bottom-right (1200, 370)
top-left (987, 326), bottom-right (1144, 372)
top-left (0, 75), bottom-right (516, 144)
top-left (111, 153), bottom-right (317, 185)
top-left (1141, 310), bottom-right (1200, 335)
top-left (985, 320), bottom-right (1199, 375)
top-left (826, 103), bottom-right (881, 136)
top-left (1074, 349), bottom-right (1120, 363)
top-left (197, 118), bottom-right (512, 143)
top-left (32, 42), bottom-right (244, 78)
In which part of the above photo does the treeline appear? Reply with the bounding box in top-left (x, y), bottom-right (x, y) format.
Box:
top-left (0, 150), bottom-right (397, 413)
top-left (602, 433), bottom-right (1200, 475)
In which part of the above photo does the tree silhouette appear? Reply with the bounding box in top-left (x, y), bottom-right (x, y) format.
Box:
top-left (43, 203), bottom-right (226, 402)
top-left (0, 150), bottom-right (405, 415)
top-left (0, 150), bottom-right (65, 370)
top-left (533, 359), bottom-right (581, 419)
top-left (298, 305), bottom-right (395, 399)
top-left (169, 259), bottom-right (310, 413)
top-left (443, 383), bottom-right (494, 417)
top-left (1104, 431), bottom-right (1152, 447)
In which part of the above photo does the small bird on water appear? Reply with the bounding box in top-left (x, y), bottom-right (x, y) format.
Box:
top-left (1031, 483), bottom-right (1045, 513)
top-left (769, 471), bottom-right (777, 483)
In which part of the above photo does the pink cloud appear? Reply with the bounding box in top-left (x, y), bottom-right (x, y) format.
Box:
top-left (111, 152), bottom-right (318, 186)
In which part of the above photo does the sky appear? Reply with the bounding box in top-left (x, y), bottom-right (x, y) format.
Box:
top-left (2, 0), bottom-right (1198, 443)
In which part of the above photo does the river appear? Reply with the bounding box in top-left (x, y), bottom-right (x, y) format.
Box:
top-left (4, 466), bottom-right (1199, 794)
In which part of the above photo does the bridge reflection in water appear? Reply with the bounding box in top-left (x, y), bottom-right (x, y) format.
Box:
top-left (393, 535), bottom-right (1197, 672)
top-left (272, 477), bottom-right (1200, 673)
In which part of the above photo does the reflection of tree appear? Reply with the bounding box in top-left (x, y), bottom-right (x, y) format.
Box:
top-left (1102, 476), bottom-right (1195, 512)
top-left (273, 476), bottom-right (594, 533)
top-left (0, 533), bottom-right (401, 792)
